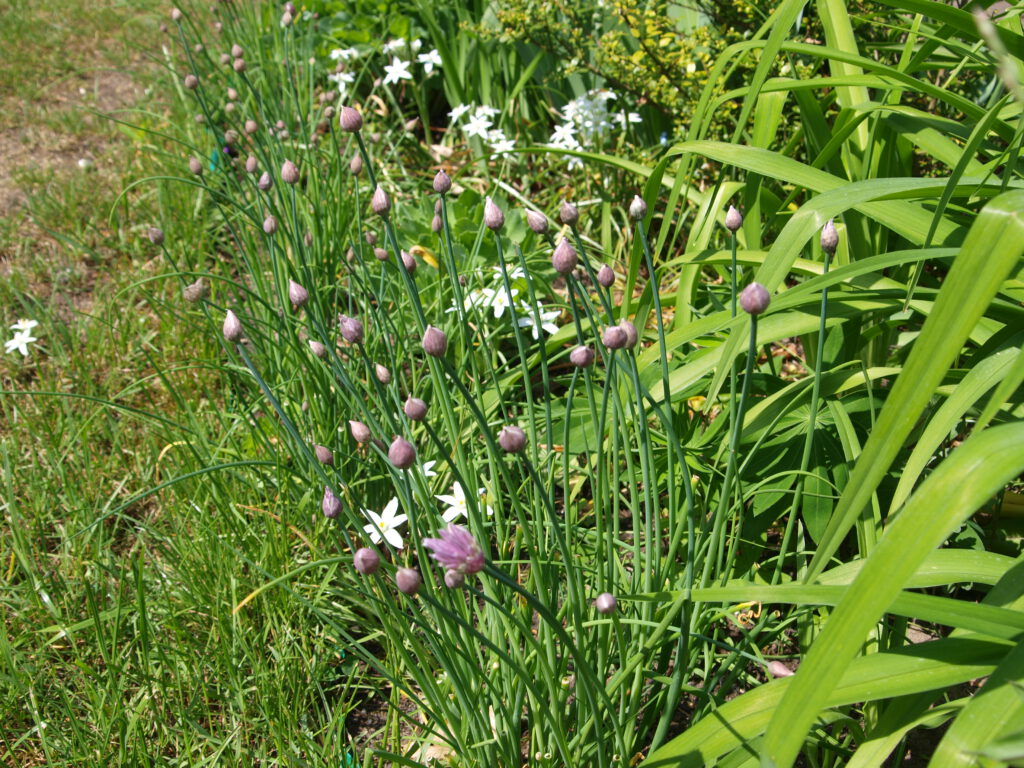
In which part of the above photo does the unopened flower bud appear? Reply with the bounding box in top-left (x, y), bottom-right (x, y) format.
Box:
top-left (552, 238), bottom-right (578, 275)
top-left (364, 231), bottom-right (377, 245)
top-left (245, 154), bottom-right (258, 173)
top-left (281, 160), bottom-right (299, 184)
top-left (349, 420), bottom-right (371, 443)
top-left (288, 279), bottom-right (309, 307)
top-left (629, 195), bottom-right (647, 220)
top-left (740, 282), bottom-right (771, 315)
top-left (388, 436), bottom-right (416, 469)
top-left (188, 156), bottom-right (203, 175)
top-left (401, 250), bottom-right (417, 273)
top-left (148, 227), bottom-right (164, 245)
top-left (422, 325), bottom-right (447, 357)
top-left (233, 58), bottom-right (246, 72)
top-left (725, 205), bottom-right (743, 232)
top-left (220, 52), bottom-right (231, 65)
top-left (395, 567), bottom-right (421, 595)
top-left (258, 171), bottom-right (273, 191)
top-left (308, 339), bottom-right (326, 357)
top-left (227, 87), bottom-right (238, 100)
top-left (375, 363), bottom-right (391, 385)
top-left (349, 154), bottom-right (362, 175)
top-left (371, 185), bottom-right (391, 216)
top-left (433, 170), bottom-right (451, 194)
top-left (526, 209), bottom-right (548, 234)
top-left (597, 264), bottom-right (614, 288)
top-left (559, 200), bottom-right (579, 227)
top-left (231, 43), bottom-right (244, 58)
top-left (594, 592), bottom-right (617, 614)
top-left (183, 74), bottom-right (198, 90)
top-left (444, 569), bottom-right (466, 589)
top-left (569, 345), bottom-right (595, 368)
top-left (619, 320), bottom-right (638, 349)
top-left (498, 425), bottom-right (527, 454)
top-left (304, 231), bottom-right (313, 247)
top-left (820, 218), bottom-right (839, 255)
top-left (373, 247), bottom-right (388, 261)
top-left (323, 487), bottom-right (342, 518)
top-left (431, 214), bottom-right (442, 233)
top-left (263, 215), bottom-right (278, 234)
top-left (483, 197), bottom-right (504, 231)
top-left (171, 7), bottom-right (183, 21)
top-left (353, 547), bottom-right (380, 574)
top-left (404, 397), bottom-right (428, 421)
top-left (223, 309), bottom-right (243, 341)
top-left (339, 105), bottom-right (363, 132)
top-left (603, 325), bottom-right (627, 350)
top-left (284, 2), bottom-right (297, 15)
top-left (183, 278), bottom-right (208, 303)
top-left (339, 315), bottom-right (364, 344)
top-left (280, 10), bottom-right (293, 26)
top-left (314, 444), bottom-right (334, 465)
top-left (767, 661), bottom-right (795, 678)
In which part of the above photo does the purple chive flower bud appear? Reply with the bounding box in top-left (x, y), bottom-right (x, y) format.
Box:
top-left (223, 310), bottom-right (242, 342)
top-left (396, 567), bottom-right (422, 595)
top-left (498, 425), bottom-right (527, 454)
top-left (431, 214), bottom-right (442, 233)
top-left (740, 282), bottom-right (771, 315)
top-left (401, 250), bottom-right (417, 273)
top-left (422, 325), bottom-right (447, 357)
top-left (308, 339), bottom-right (326, 357)
top-left (375, 363), bottom-right (391, 385)
top-left (371, 185), bottom-right (391, 216)
top-left (224, 102), bottom-right (235, 114)
top-left (424, 524), bottom-right (485, 577)
top-left (629, 195), bottom-right (647, 220)
top-left (552, 238), bottom-right (578, 275)
top-left (603, 325), bottom-right (627, 350)
top-left (570, 345), bottom-right (595, 368)
top-left (233, 58), bottom-right (246, 73)
top-left (183, 278), bottom-right (208, 303)
top-left (820, 218), bottom-right (839, 255)
top-left (220, 53), bottom-right (231, 65)
top-left (281, 10), bottom-right (293, 26)
top-left (526, 209), bottom-right (548, 234)
top-left (388, 436), bottom-right (416, 469)
top-left (444, 569), bottom-right (466, 588)
top-left (288, 279), bottom-right (309, 307)
top-left (559, 200), bottom-right (579, 226)
top-left (353, 547), bottom-right (380, 575)
top-left (597, 264), bottom-right (615, 288)
top-left (725, 205), bottom-right (743, 233)
top-left (315, 444), bottom-right (334, 465)
top-left (767, 661), bottom-right (795, 678)
top-left (244, 155), bottom-right (258, 173)
top-left (263, 215), bottom-right (278, 234)
top-left (365, 231), bottom-right (378, 245)
top-left (339, 105), bottom-right (363, 132)
top-left (231, 43), bottom-right (244, 58)
top-left (285, 2), bottom-right (297, 16)
top-left (183, 74), bottom-right (198, 89)
top-left (281, 160), bottom-right (299, 184)
top-left (227, 87), bottom-right (238, 100)
top-left (304, 231), bottom-right (313, 247)
top-left (373, 247), bottom-right (389, 262)
top-left (349, 420), bottom-right (371, 444)
top-left (258, 171), bottom-right (273, 191)
top-left (619, 320), bottom-right (638, 349)
top-left (339, 314), bottom-right (363, 344)
top-left (594, 593), bottom-right (617, 614)
top-left (433, 170), bottom-right (452, 194)
top-left (404, 397), bottom-right (428, 421)
top-left (148, 227), bottom-right (164, 245)
top-left (483, 197), bottom-right (504, 231)
top-left (188, 156), bottom-right (203, 175)
top-left (349, 154), bottom-right (363, 175)
top-left (170, 7), bottom-right (182, 21)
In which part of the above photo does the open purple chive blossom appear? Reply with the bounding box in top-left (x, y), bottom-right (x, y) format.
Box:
top-left (820, 218), bottom-right (839, 255)
top-left (395, 567), bottom-right (422, 595)
top-left (552, 238), bottom-right (578, 275)
top-left (388, 436), bottom-right (416, 469)
top-left (422, 325), bottom-right (447, 357)
top-left (740, 282), bottom-right (771, 315)
top-left (423, 524), bottom-right (485, 578)
top-left (288, 279), bottom-right (309, 307)
top-left (498, 425), bottom-right (527, 454)
top-left (223, 310), bottom-right (243, 342)
top-left (594, 592), bottom-right (617, 614)
top-left (322, 486), bottom-right (342, 518)
top-left (353, 547), bottom-right (380, 575)
top-left (483, 197), bottom-right (504, 231)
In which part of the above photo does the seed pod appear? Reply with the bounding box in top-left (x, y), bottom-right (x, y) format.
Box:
top-left (498, 425), bottom-right (527, 454)
top-left (551, 238), bottom-right (578, 275)
top-left (569, 345), bottom-right (595, 368)
top-left (147, 227), bottom-right (165, 246)
top-left (231, 43), bottom-right (244, 58)
top-left (263, 215), bottom-right (278, 234)
top-left (188, 156), bottom-right (203, 175)
top-left (597, 264), bottom-right (615, 288)
top-left (401, 250), bottom-right (417, 273)
top-left (245, 154), bottom-right (258, 173)
top-left (404, 397), bottom-right (428, 421)
top-left (559, 200), bottom-right (579, 226)
top-left (354, 547), bottom-right (380, 575)
top-left (339, 315), bottom-right (363, 344)
top-left (375, 363), bottom-right (391, 385)
top-left (619, 320), bottom-right (638, 349)
top-left (483, 197), bottom-right (504, 231)
top-left (820, 218), bottom-right (839, 255)
top-left (339, 105), bottom-right (363, 132)
top-left (725, 205), bottom-right (743, 233)
top-left (433, 170), bottom-right (452, 194)
top-left (594, 593), bottom-right (617, 614)
top-left (183, 74), bottom-right (198, 89)
top-left (526, 209), bottom-right (548, 234)
top-left (233, 58), bottom-right (246, 72)
top-left (388, 436), bottom-right (416, 469)
top-left (314, 444), bottom-right (334, 465)
top-left (223, 309), bottom-right (243, 341)
top-left (629, 195), bottom-right (647, 220)
top-left (183, 278), bottom-right (208, 303)
top-left (740, 282), bottom-right (771, 315)
top-left (422, 325), bottom-right (447, 357)
top-left (371, 185), bottom-right (391, 216)
top-left (349, 420), bottom-right (371, 443)
top-left (308, 339), bottom-right (326, 357)
top-left (373, 247), bottom-right (388, 261)
top-left (349, 154), bottom-right (363, 175)
top-left (602, 325), bottom-right (627, 350)
top-left (288, 279), bottom-right (309, 307)
top-left (281, 160), bottom-right (299, 184)
top-left (395, 567), bottom-right (421, 595)
top-left (258, 171), bottom-right (273, 191)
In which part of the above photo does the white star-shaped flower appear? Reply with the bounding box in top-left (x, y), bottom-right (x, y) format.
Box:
top-left (5, 329), bottom-right (38, 357)
top-left (421, 460), bottom-right (438, 478)
top-left (436, 482), bottom-right (493, 522)
top-left (491, 265), bottom-right (525, 282)
top-left (516, 303), bottom-right (561, 340)
top-left (362, 497), bottom-right (408, 548)
top-left (490, 137), bottom-right (516, 156)
top-left (382, 38), bottom-right (406, 53)
top-left (382, 57), bottom-right (413, 85)
top-left (479, 287), bottom-right (518, 319)
top-left (475, 105), bottom-right (500, 118)
top-left (10, 319), bottom-right (38, 333)
top-left (463, 113), bottom-right (493, 139)
top-left (417, 49), bottom-right (442, 74)
top-left (448, 104), bottom-right (471, 122)
top-left (328, 70), bottom-right (355, 96)
top-left (329, 48), bottom-right (359, 61)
